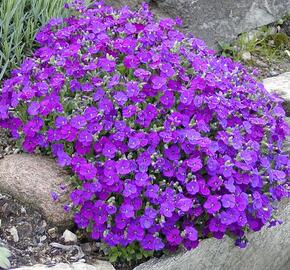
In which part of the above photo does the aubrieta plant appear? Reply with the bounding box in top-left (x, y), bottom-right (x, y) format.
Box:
top-left (0, 0), bottom-right (289, 262)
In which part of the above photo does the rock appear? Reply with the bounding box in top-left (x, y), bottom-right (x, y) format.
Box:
top-left (263, 72), bottom-right (290, 115)
top-left (241, 51), bottom-right (252, 61)
top-left (254, 58), bottom-right (268, 68)
top-left (243, 29), bottom-right (260, 43)
top-left (105, 0), bottom-right (290, 49)
top-left (134, 200), bottom-right (290, 270)
top-left (104, 0), bottom-right (142, 8)
top-left (14, 261), bottom-right (115, 270)
top-left (62, 230), bottom-right (77, 244)
top-left (0, 154), bottom-right (73, 228)
top-left (283, 19), bottom-right (290, 36)
top-left (9, 226), bottom-right (19, 242)
top-left (48, 227), bottom-right (57, 238)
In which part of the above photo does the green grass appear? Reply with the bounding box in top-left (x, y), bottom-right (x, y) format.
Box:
top-left (218, 12), bottom-right (290, 65)
top-left (218, 29), bottom-right (288, 63)
top-left (0, 0), bottom-right (72, 81)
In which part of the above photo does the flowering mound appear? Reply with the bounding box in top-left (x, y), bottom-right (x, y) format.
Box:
top-left (0, 0), bottom-right (289, 259)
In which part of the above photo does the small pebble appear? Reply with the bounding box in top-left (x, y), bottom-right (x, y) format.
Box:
top-left (20, 206), bottom-right (27, 214)
top-left (39, 235), bottom-right (47, 242)
top-left (241, 51), bottom-right (252, 61)
top-left (61, 229), bottom-right (77, 243)
top-left (48, 228), bottom-right (57, 238)
top-left (9, 226), bottom-right (19, 242)
top-left (269, 70), bottom-right (279, 76)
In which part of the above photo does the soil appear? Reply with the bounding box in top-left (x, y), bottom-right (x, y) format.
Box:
top-left (0, 192), bottom-right (108, 269)
top-left (0, 129), bottom-right (17, 159)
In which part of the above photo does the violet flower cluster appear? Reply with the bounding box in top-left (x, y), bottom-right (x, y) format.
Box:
top-left (0, 0), bottom-right (289, 253)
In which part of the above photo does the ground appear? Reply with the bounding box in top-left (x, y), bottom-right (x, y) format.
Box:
top-left (0, 193), bottom-right (108, 268)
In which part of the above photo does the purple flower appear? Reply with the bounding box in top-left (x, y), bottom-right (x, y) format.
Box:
top-left (160, 201), bottom-right (175, 217)
top-left (60, 124), bottom-right (77, 142)
top-left (141, 234), bottom-right (155, 250)
top-left (140, 215), bottom-right (154, 229)
top-left (180, 91), bottom-right (193, 105)
top-left (176, 197), bottom-right (192, 212)
top-left (185, 226), bottom-right (198, 241)
top-left (152, 76), bottom-right (166, 89)
top-left (116, 160), bottom-right (131, 175)
top-left (204, 195), bottom-right (221, 214)
top-left (145, 184), bottom-right (159, 199)
top-left (187, 157), bottom-right (203, 172)
top-left (166, 228), bottom-right (182, 246)
top-left (133, 173), bottom-right (148, 188)
top-left (120, 204), bottom-right (135, 218)
top-left (97, 57), bottom-right (116, 72)
top-left (114, 91), bottom-right (128, 106)
top-left (160, 63), bottom-right (175, 77)
top-left (221, 194), bottom-right (235, 208)
top-left (208, 176), bottom-right (223, 191)
top-left (78, 130), bottom-right (93, 146)
top-left (71, 116), bottom-right (86, 129)
top-left (55, 116), bottom-right (68, 128)
top-left (160, 91), bottom-right (175, 108)
top-left (164, 145), bottom-right (180, 161)
top-left (235, 193), bottom-right (248, 211)
top-left (127, 224), bottom-right (144, 242)
top-left (102, 142), bottom-right (117, 158)
top-left (57, 151), bottom-right (72, 167)
top-left (123, 183), bottom-right (138, 197)
top-left (240, 150), bottom-right (258, 164)
top-left (186, 180), bottom-right (199, 195)
top-left (124, 55), bottom-right (140, 69)
top-left (50, 191), bottom-right (59, 201)
top-left (79, 163), bottom-right (97, 180)
top-left (128, 136), bottom-right (141, 150)
top-left (220, 208), bottom-right (239, 225)
top-left (27, 102), bottom-right (40, 116)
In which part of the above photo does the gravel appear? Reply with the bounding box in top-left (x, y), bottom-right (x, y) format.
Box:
top-left (0, 193), bottom-right (116, 269)
top-left (0, 129), bottom-right (18, 158)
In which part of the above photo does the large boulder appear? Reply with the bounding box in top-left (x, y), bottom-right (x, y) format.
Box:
top-left (104, 0), bottom-right (142, 8)
top-left (134, 200), bottom-right (290, 270)
top-left (105, 0), bottom-right (290, 48)
top-left (0, 154), bottom-right (72, 228)
top-left (263, 72), bottom-right (290, 116)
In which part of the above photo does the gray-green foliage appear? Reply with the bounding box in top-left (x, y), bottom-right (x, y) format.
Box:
top-left (0, 0), bottom-right (70, 81)
top-left (0, 247), bottom-right (10, 270)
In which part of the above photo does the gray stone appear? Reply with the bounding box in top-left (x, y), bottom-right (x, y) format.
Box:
top-left (9, 226), bottom-right (19, 242)
top-left (104, 0), bottom-right (143, 9)
top-left (14, 262), bottom-right (115, 270)
top-left (263, 72), bottom-right (290, 115)
top-left (241, 51), bottom-right (252, 61)
top-left (0, 154), bottom-right (72, 228)
top-left (105, 0), bottom-right (290, 49)
top-left (134, 200), bottom-right (290, 270)
top-left (62, 229), bottom-right (78, 244)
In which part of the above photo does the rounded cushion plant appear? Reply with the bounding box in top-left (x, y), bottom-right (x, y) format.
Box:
top-left (0, 0), bottom-right (289, 261)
